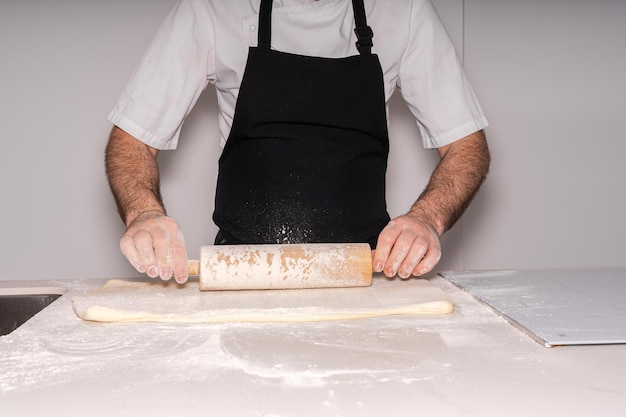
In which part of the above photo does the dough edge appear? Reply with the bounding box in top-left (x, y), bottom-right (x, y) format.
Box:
top-left (76, 300), bottom-right (454, 323)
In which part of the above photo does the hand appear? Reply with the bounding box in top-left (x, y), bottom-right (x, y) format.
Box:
top-left (372, 214), bottom-right (442, 278)
top-left (119, 211), bottom-right (189, 284)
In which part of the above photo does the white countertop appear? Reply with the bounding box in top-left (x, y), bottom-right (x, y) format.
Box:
top-left (1, 273), bottom-right (625, 416)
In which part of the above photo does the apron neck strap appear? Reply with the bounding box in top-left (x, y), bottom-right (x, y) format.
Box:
top-left (257, 0), bottom-right (374, 56)
top-left (258, 0), bottom-right (273, 50)
top-left (352, 0), bottom-right (373, 55)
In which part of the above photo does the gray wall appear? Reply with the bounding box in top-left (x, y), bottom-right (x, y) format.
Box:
top-left (463, 0), bottom-right (626, 269)
top-left (0, 0), bottom-right (624, 282)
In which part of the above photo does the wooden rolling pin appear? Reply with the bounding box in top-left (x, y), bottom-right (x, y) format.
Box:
top-left (189, 243), bottom-right (372, 291)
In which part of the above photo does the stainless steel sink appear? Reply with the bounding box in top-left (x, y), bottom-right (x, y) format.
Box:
top-left (0, 287), bottom-right (66, 336)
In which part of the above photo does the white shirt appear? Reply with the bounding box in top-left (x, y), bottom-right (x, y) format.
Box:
top-left (108, 0), bottom-right (488, 150)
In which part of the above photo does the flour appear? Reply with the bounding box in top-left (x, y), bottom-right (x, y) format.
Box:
top-left (1, 284), bottom-right (453, 394)
top-left (0, 276), bottom-right (533, 398)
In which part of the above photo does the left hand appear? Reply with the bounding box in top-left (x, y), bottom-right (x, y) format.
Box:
top-left (372, 214), bottom-right (442, 278)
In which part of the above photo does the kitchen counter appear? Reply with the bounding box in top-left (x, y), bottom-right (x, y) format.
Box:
top-left (1, 274), bottom-right (625, 416)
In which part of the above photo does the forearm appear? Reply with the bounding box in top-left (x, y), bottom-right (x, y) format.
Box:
top-left (104, 126), bottom-right (165, 227)
top-left (409, 130), bottom-right (490, 236)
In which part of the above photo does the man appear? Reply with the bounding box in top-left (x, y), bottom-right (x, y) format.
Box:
top-left (105, 0), bottom-right (490, 284)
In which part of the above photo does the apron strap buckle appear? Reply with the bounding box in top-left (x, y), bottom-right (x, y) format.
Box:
top-left (354, 25), bottom-right (374, 55)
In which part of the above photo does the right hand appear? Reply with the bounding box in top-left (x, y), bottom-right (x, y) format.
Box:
top-left (119, 211), bottom-right (189, 284)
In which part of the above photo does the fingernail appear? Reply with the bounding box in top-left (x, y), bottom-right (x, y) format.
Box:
top-left (147, 265), bottom-right (158, 278)
top-left (160, 268), bottom-right (173, 281)
top-left (373, 261), bottom-right (383, 272)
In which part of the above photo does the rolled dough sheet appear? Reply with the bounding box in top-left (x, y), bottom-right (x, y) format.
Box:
top-left (72, 277), bottom-right (454, 323)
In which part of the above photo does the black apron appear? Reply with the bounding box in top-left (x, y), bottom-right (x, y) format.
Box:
top-left (213, 0), bottom-right (390, 247)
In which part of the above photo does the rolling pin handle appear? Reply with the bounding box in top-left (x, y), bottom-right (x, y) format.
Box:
top-left (188, 259), bottom-right (200, 276)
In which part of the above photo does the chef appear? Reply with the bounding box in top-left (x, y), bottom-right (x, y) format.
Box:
top-left (105, 0), bottom-right (490, 284)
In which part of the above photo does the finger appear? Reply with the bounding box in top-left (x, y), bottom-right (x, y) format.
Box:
top-left (398, 243), bottom-right (427, 279)
top-left (170, 228), bottom-right (189, 284)
top-left (120, 234), bottom-right (145, 273)
top-left (149, 220), bottom-right (181, 281)
top-left (412, 242), bottom-right (442, 276)
top-left (383, 237), bottom-right (413, 278)
top-left (372, 220), bottom-right (401, 273)
top-left (134, 229), bottom-right (160, 278)
top-left (153, 231), bottom-right (173, 281)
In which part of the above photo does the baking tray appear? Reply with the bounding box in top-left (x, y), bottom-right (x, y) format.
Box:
top-left (440, 268), bottom-right (626, 347)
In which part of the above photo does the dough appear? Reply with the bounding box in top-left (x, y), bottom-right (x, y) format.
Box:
top-left (72, 277), bottom-right (453, 323)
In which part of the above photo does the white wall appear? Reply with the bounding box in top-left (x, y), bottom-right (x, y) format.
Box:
top-left (0, 0), bottom-right (623, 282)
